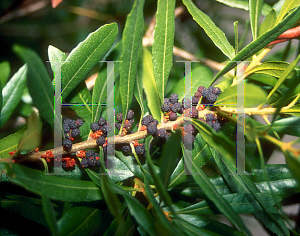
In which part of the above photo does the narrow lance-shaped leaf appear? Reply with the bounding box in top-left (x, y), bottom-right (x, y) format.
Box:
top-left (249, 0), bottom-right (263, 40)
top-left (120, 0), bottom-right (145, 127)
top-left (0, 163), bottom-right (103, 202)
top-left (61, 23), bottom-right (118, 101)
top-left (152, 0), bottom-right (176, 103)
top-left (0, 61), bottom-right (10, 86)
top-left (183, 0), bottom-right (235, 59)
top-left (0, 64), bottom-right (27, 129)
top-left (210, 5), bottom-right (300, 85)
top-left (258, 9), bottom-right (277, 37)
top-left (0, 127), bottom-right (26, 159)
top-left (42, 196), bottom-right (58, 236)
top-left (13, 45), bottom-right (54, 127)
top-left (142, 47), bottom-right (162, 122)
top-left (275, 0), bottom-right (300, 24)
top-left (134, 43), bottom-right (145, 118)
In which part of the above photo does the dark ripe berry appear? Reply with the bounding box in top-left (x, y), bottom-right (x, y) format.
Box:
top-left (101, 123), bottom-right (112, 134)
top-left (135, 144), bottom-right (145, 156)
top-left (161, 102), bottom-right (171, 112)
top-left (147, 123), bottom-right (158, 135)
top-left (98, 117), bottom-right (106, 126)
top-left (126, 110), bottom-right (134, 120)
top-left (142, 115), bottom-right (153, 127)
top-left (65, 132), bottom-right (72, 139)
top-left (157, 128), bottom-right (168, 142)
top-left (182, 133), bottom-right (195, 145)
top-left (69, 120), bottom-right (78, 129)
top-left (191, 106), bottom-right (198, 118)
top-left (197, 86), bottom-right (205, 93)
top-left (184, 124), bottom-right (196, 135)
top-left (164, 98), bottom-right (170, 104)
top-left (116, 113), bottom-right (123, 122)
top-left (71, 128), bottom-right (81, 138)
top-left (91, 122), bottom-right (101, 131)
top-left (182, 98), bottom-right (191, 108)
top-left (62, 162), bottom-right (67, 169)
top-left (87, 157), bottom-right (96, 167)
top-left (63, 119), bottom-right (72, 125)
top-left (194, 91), bottom-right (202, 98)
top-left (207, 86), bottom-right (214, 93)
top-left (122, 144), bottom-right (131, 153)
top-left (152, 119), bottom-right (158, 126)
top-left (171, 102), bottom-right (182, 113)
top-left (96, 136), bottom-right (106, 146)
top-left (94, 153), bottom-right (101, 166)
top-left (129, 119), bottom-right (134, 124)
top-left (169, 112), bottom-right (177, 121)
top-left (212, 121), bottom-right (221, 132)
top-left (206, 121), bottom-right (213, 127)
top-left (123, 122), bottom-right (132, 131)
top-left (62, 139), bottom-right (72, 151)
top-left (63, 124), bottom-right (70, 133)
top-left (206, 93), bottom-right (217, 103)
top-left (192, 96), bottom-right (199, 105)
top-left (85, 150), bottom-right (95, 158)
top-left (169, 93), bottom-right (179, 104)
top-left (201, 88), bottom-right (209, 97)
top-left (115, 123), bottom-right (122, 130)
top-left (80, 158), bottom-right (89, 168)
top-left (76, 119), bottom-right (84, 127)
top-left (212, 87), bottom-right (222, 96)
top-left (205, 113), bottom-right (214, 122)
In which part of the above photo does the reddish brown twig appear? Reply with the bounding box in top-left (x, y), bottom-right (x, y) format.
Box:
top-left (266, 25), bottom-right (300, 47)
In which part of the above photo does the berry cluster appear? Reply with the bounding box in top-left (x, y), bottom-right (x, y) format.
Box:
top-left (115, 110), bottom-right (135, 135)
top-left (121, 141), bottom-right (146, 157)
top-left (79, 150), bottom-right (101, 168)
top-left (62, 119), bottom-right (83, 152)
top-left (161, 93), bottom-right (183, 122)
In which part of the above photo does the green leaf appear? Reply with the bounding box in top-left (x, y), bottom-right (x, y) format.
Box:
top-left (183, 0), bottom-right (235, 59)
top-left (257, 117), bottom-right (300, 136)
top-left (192, 119), bottom-right (289, 236)
top-left (284, 151), bottom-right (300, 183)
top-left (120, 0), bottom-right (145, 125)
top-left (258, 9), bottom-right (277, 37)
top-left (0, 163), bottom-right (103, 202)
top-left (262, 57), bottom-right (300, 107)
top-left (234, 21), bottom-right (239, 55)
top-left (177, 193), bottom-right (281, 215)
top-left (249, 0), bottom-right (263, 40)
top-left (0, 64), bottom-right (27, 128)
top-left (41, 196), bottom-right (58, 236)
top-left (152, 0), bottom-right (176, 103)
top-left (169, 133), bottom-right (212, 188)
top-left (0, 61), bottom-right (10, 86)
top-left (144, 178), bottom-right (181, 235)
top-left (247, 61), bottom-right (296, 79)
top-left (215, 0), bottom-right (272, 16)
top-left (48, 45), bottom-right (68, 73)
top-left (275, 0), bottom-right (300, 24)
top-left (173, 218), bottom-right (234, 236)
top-left (158, 129), bottom-right (181, 190)
top-left (92, 68), bottom-right (107, 123)
top-left (99, 150), bottom-right (123, 219)
top-left (281, 104), bottom-right (300, 116)
top-left (134, 45), bottom-right (145, 117)
top-left (211, 5), bottom-right (300, 84)
top-left (0, 197), bottom-right (46, 226)
top-left (171, 65), bottom-right (213, 102)
top-left (104, 209), bottom-right (136, 236)
top-left (215, 83), bottom-right (267, 107)
top-left (145, 136), bottom-right (176, 214)
top-left (61, 23), bottom-right (118, 101)
top-left (13, 45), bottom-right (54, 127)
top-left (18, 110), bottom-right (42, 152)
top-left (184, 154), bottom-right (252, 235)
top-left (57, 205), bottom-right (113, 236)
top-left (87, 171), bottom-right (157, 236)
top-left (142, 47), bottom-right (162, 122)
top-left (0, 127), bottom-right (26, 159)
